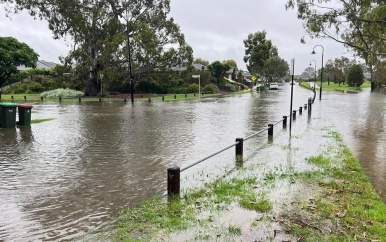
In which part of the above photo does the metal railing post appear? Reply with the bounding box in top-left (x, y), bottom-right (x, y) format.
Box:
top-left (293, 110), bottom-right (297, 120)
top-left (308, 98), bottom-right (312, 115)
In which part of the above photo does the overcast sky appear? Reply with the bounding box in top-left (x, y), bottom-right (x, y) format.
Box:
top-left (0, 0), bottom-right (355, 74)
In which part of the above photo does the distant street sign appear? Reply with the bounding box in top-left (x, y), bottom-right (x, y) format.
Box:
top-left (251, 76), bottom-right (257, 81)
top-left (192, 75), bottom-right (200, 78)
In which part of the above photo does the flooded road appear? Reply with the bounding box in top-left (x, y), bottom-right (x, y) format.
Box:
top-left (0, 84), bottom-right (385, 241)
top-left (315, 90), bottom-right (386, 201)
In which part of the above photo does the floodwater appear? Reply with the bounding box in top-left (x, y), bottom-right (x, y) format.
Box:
top-left (0, 83), bottom-right (385, 241)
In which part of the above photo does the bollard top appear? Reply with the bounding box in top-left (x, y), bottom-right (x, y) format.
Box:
top-left (168, 166), bottom-right (180, 171)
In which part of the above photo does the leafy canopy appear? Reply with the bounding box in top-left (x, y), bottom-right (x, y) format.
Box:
top-left (243, 31), bottom-right (274, 76)
top-left (0, 36), bottom-right (38, 88)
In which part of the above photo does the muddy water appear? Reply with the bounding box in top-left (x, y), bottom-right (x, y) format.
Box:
top-left (315, 90), bottom-right (386, 201)
top-left (0, 84), bottom-right (384, 241)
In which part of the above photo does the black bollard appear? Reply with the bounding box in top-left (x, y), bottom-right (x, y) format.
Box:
top-left (304, 104), bottom-right (307, 110)
top-left (299, 107), bottom-right (302, 115)
top-left (167, 166), bottom-right (180, 197)
top-left (24, 96), bottom-right (27, 101)
top-left (308, 98), bottom-right (312, 115)
top-left (235, 138), bottom-right (244, 159)
top-left (162, 96), bottom-right (165, 101)
top-left (268, 124), bottom-right (273, 136)
top-left (41, 96), bottom-right (43, 101)
top-left (99, 97), bottom-right (102, 102)
top-left (293, 110), bottom-right (297, 120)
top-left (79, 97), bottom-right (81, 102)
top-left (11, 95), bottom-right (14, 100)
top-left (283, 116), bottom-right (287, 129)
top-left (124, 98), bottom-right (127, 103)
top-left (148, 98), bottom-right (151, 102)
top-left (174, 94), bottom-right (177, 99)
top-left (185, 93), bottom-right (187, 98)
top-left (59, 96), bottom-right (62, 102)
top-left (194, 93), bottom-right (196, 97)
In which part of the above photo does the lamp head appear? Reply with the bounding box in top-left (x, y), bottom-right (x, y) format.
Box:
top-left (311, 50), bottom-right (316, 55)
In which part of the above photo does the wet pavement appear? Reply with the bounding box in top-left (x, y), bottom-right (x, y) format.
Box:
top-left (0, 83), bottom-right (385, 241)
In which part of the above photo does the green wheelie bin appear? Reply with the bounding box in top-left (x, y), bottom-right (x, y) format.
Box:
top-left (17, 103), bottom-right (33, 126)
top-left (0, 102), bottom-right (18, 128)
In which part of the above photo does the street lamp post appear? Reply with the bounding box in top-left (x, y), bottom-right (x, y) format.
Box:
top-left (126, 13), bottom-right (134, 104)
top-left (309, 60), bottom-right (316, 90)
top-left (311, 45), bottom-right (324, 100)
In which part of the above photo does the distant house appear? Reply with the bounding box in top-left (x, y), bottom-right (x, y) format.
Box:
top-left (243, 71), bottom-right (252, 80)
top-left (192, 63), bottom-right (208, 71)
top-left (18, 60), bottom-right (58, 71)
top-left (225, 69), bottom-right (235, 80)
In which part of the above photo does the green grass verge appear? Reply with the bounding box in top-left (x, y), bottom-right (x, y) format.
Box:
top-left (0, 91), bottom-right (253, 103)
top-left (299, 81), bottom-right (371, 92)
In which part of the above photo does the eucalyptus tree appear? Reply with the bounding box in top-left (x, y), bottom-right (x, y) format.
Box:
top-left (243, 31), bottom-right (275, 77)
top-left (194, 58), bottom-right (210, 66)
top-left (285, 0), bottom-right (386, 91)
top-left (2, 0), bottom-right (193, 96)
top-left (109, 1), bottom-right (193, 78)
top-left (262, 57), bottom-right (289, 82)
top-left (0, 37), bottom-right (38, 88)
top-left (208, 61), bottom-right (230, 84)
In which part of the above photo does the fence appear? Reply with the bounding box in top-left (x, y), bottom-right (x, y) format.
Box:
top-left (167, 97), bottom-right (314, 196)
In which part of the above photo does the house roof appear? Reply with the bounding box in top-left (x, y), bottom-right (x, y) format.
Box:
top-left (17, 60), bottom-right (58, 71)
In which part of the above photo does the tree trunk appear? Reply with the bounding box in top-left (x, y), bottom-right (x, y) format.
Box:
top-left (84, 39), bottom-right (100, 96)
top-left (369, 64), bottom-right (375, 93)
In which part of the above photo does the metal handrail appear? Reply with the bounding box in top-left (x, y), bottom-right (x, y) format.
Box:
top-left (180, 141), bottom-right (239, 172)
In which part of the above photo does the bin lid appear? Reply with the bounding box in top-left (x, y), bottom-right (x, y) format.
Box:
top-left (0, 102), bottom-right (17, 107)
top-left (18, 103), bottom-right (33, 108)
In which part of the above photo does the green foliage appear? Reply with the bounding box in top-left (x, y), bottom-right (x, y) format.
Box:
top-left (194, 58), bottom-right (209, 66)
top-left (0, 37), bottom-right (38, 87)
top-left (203, 84), bottom-right (220, 94)
top-left (285, 0), bottom-right (385, 88)
top-left (373, 62), bottom-right (386, 88)
top-left (347, 64), bottom-right (365, 87)
top-left (221, 83), bottom-right (237, 92)
top-left (4, 81), bottom-right (43, 94)
top-left (188, 83), bottom-right (199, 93)
top-left (243, 31), bottom-right (274, 76)
top-left (208, 61), bottom-right (230, 84)
top-left (40, 88), bottom-right (84, 98)
top-left (262, 56), bottom-right (289, 81)
top-left (5, 0), bottom-right (193, 96)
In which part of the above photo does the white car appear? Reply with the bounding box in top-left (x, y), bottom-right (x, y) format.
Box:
top-left (269, 83), bottom-right (278, 90)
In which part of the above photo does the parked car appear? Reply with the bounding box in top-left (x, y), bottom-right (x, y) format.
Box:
top-left (269, 83), bottom-right (278, 90)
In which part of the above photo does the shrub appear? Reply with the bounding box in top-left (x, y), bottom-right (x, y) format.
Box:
top-left (221, 83), bottom-right (237, 92)
top-left (347, 64), bottom-right (364, 87)
top-left (3, 81), bottom-right (43, 94)
top-left (167, 87), bottom-right (188, 94)
top-left (40, 88), bottom-right (84, 98)
top-left (188, 83), bottom-right (200, 93)
top-left (203, 84), bottom-right (220, 94)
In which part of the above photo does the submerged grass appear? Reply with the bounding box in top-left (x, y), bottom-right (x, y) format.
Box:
top-left (31, 118), bottom-right (55, 124)
top-left (110, 127), bottom-right (386, 241)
